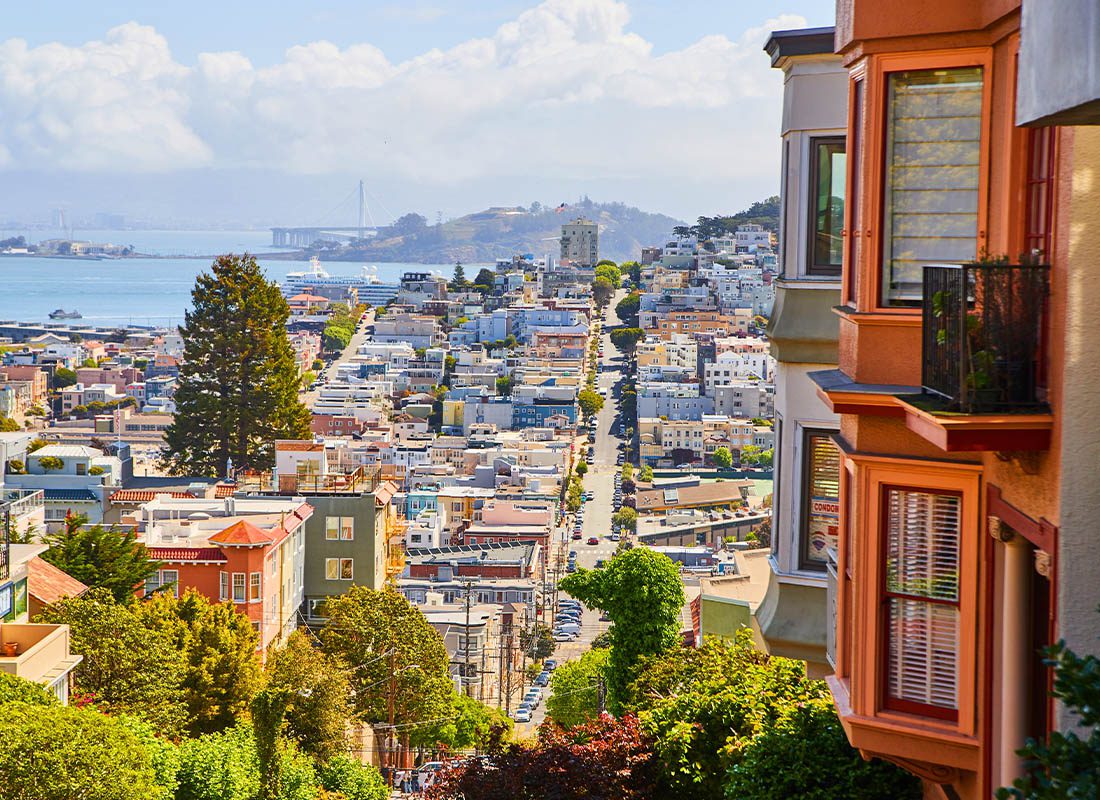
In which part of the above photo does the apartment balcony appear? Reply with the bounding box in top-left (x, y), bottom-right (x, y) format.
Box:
top-left (0, 622), bottom-right (82, 697)
top-left (2, 488), bottom-right (45, 520)
top-left (898, 263), bottom-right (1053, 451)
top-left (238, 466), bottom-right (382, 495)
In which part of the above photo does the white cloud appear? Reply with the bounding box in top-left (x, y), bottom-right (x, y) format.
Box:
top-left (0, 1), bottom-right (805, 189)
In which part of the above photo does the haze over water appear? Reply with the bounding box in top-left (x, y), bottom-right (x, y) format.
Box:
top-left (0, 230), bottom-right (456, 328)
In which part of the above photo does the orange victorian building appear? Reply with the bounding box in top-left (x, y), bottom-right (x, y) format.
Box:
top-left (803, 1), bottom-right (1100, 797)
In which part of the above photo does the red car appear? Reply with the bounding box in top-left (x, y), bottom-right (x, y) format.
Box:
top-left (572, 532), bottom-right (583, 540)
top-left (587, 536), bottom-right (599, 545)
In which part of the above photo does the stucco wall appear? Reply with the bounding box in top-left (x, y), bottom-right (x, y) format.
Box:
top-left (1057, 126), bottom-right (1100, 729)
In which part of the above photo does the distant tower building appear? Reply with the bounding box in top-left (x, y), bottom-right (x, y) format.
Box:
top-left (51, 207), bottom-right (67, 230)
top-left (559, 218), bottom-right (599, 267)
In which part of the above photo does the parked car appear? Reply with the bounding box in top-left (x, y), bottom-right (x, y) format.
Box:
top-left (544, 659), bottom-right (558, 671)
top-left (513, 708), bottom-right (531, 722)
top-left (609, 533), bottom-right (621, 541)
top-left (595, 559), bottom-right (605, 568)
top-left (571, 532), bottom-right (582, 540)
top-left (535, 672), bottom-right (550, 686)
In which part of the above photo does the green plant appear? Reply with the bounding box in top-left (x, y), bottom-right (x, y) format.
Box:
top-left (37, 455), bottom-right (64, 472)
top-left (88, 465), bottom-right (106, 476)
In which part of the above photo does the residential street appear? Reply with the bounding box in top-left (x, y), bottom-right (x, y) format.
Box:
top-left (514, 292), bottom-right (627, 734)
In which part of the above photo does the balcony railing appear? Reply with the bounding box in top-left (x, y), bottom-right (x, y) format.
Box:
top-left (1, 489), bottom-right (44, 520)
top-left (237, 466), bottom-right (381, 495)
top-left (921, 262), bottom-right (1049, 413)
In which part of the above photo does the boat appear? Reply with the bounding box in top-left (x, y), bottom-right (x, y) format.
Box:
top-left (281, 257), bottom-right (400, 306)
top-left (48, 309), bottom-right (82, 319)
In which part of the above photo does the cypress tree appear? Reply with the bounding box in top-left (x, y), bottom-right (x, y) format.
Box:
top-left (162, 254), bottom-right (311, 476)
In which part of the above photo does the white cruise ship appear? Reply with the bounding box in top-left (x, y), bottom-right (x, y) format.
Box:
top-left (281, 257), bottom-right (400, 306)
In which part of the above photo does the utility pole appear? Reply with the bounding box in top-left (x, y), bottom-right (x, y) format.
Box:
top-left (462, 579), bottom-right (474, 697)
top-left (386, 648), bottom-right (396, 786)
top-left (597, 676), bottom-right (607, 715)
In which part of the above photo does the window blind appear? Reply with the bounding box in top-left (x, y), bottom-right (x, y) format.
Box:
top-left (882, 67), bottom-right (983, 306)
top-left (884, 488), bottom-right (961, 715)
top-left (803, 432), bottom-right (841, 566)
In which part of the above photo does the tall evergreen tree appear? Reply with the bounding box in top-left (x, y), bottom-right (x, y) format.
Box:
top-left (162, 254), bottom-right (310, 476)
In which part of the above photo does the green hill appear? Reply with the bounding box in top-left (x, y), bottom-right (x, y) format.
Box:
top-left (307, 199), bottom-right (684, 264)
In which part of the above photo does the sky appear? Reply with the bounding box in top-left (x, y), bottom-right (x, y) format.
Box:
top-left (0, 0), bottom-right (837, 229)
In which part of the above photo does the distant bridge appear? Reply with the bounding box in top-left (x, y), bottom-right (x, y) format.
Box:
top-left (271, 226), bottom-right (381, 248)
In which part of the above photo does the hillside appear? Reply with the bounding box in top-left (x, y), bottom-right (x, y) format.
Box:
top-left (305, 199), bottom-right (684, 263)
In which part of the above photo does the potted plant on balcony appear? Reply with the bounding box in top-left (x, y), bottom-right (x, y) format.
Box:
top-left (2, 642), bottom-right (18, 657)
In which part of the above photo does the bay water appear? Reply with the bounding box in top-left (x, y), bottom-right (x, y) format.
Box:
top-left (0, 230), bottom-right (457, 328)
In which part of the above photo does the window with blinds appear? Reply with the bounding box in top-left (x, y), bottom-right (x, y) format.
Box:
top-left (801, 431), bottom-right (841, 570)
top-left (881, 67), bottom-right (983, 306)
top-left (883, 487), bottom-right (961, 720)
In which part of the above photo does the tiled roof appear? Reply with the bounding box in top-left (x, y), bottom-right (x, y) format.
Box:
top-left (208, 519), bottom-right (274, 547)
top-left (110, 489), bottom-right (195, 503)
top-left (149, 547), bottom-right (227, 562)
top-left (27, 556), bottom-right (88, 604)
top-left (214, 484), bottom-right (237, 498)
top-left (275, 442), bottom-right (324, 452)
top-left (635, 480), bottom-right (750, 511)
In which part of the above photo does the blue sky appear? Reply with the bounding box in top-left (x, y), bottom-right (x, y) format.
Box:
top-left (0, 0), bottom-right (840, 226)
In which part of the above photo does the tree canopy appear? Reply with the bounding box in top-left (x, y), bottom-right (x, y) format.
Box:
top-left (614, 292), bottom-right (641, 326)
top-left (41, 513), bottom-right (161, 603)
top-left (0, 703), bottom-right (169, 800)
top-left (162, 253), bottom-right (311, 476)
top-left (560, 549), bottom-right (684, 709)
top-left (577, 388), bottom-right (604, 420)
top-left (610, 327), bottom-right (645, 353)
top-left (711, 446), bottom-right (733, 468)
top-left (319, 587), bottom-right (453, 727)
top-left (591, 276), bottom-right (614, 307)
top-left (545, 647), bottom-right (609, 728)
top-left (265, 630), bottom-right (353, 763)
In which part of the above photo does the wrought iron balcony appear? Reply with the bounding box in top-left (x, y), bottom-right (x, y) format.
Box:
top-left (921, 262), bottom-right (1049, 413)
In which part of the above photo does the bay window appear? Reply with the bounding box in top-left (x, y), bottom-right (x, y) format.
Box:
top-left (883, 487), bottom-right (961, 720)
top-left (881, 66), bottom-right (984, 306)
top-left (807, 137), bottom-right (846, 275)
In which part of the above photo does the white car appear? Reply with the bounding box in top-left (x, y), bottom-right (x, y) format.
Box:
top-left (553, 632), bottom-right (574, 642)
top-left (513, 708), bottom-right (532, 722)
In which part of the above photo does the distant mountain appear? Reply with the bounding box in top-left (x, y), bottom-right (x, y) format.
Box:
top-left (304, 199), bottom-right (685, 264)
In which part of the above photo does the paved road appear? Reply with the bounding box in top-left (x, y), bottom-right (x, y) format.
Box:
top-left (513, 294), bottom-right (629, 734)
top-left (300, 308), bottom-right (375, 408)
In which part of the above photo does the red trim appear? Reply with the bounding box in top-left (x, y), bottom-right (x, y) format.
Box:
top-left (986, 484), bottom-right (1057, 552)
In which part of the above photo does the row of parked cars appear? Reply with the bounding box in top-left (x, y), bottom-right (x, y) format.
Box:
top-left (513, 658), bottom-right (560, 722)
top-left (553, 598), bottom-right (583, 641)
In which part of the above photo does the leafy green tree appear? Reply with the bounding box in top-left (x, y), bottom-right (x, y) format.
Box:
top-left (317, 756), bottom-right (388, 800)
top-left (136, 590), bottom-right (262, 735)
top-left (36, 588), bottom-right (188, 736)
top-left (739, 445), bottom-right (773, 467)
top-left (0, 672), bottom-right (58, 706)
top-left (163, 254), bottom-right (311, 476)
top-left (41, 513), bottom-right (161, 603)
top-left (323, 305), bottom-right (359, 352)
top-left (622, 261), bottom-right (642, 285)
top-left (712, 446), bottom-right (733, 468)
top-left (546, 648), bottom-right (610, 728)
top-left (576, 460), bottom-right (588, 476)
top-left (627, 633), bottom-right (919, 800)
top-left (266, 630), bottom-right (352, 762)
top-left (612, 506), bottom-right (637, 533)
top-left (474, 267), bottom-right (497, 292)
top-left (595, 264), bottom-right (621, 288)
top-left (727, 696), bottom-right (920, 800)
top-left (319, 587), bottom-right (453, 728)
top-left (560, 549), bottom-right (684, 709)
top-left (496, 375), bottom-right (514, 397)
top-left (411, 692), bottom-right (512, 753)
top-left (615, 292), bottom-right (641, 326)
top-left (38, 455), bottom-right (64, 471)
top-left (0, 702), bottom-right (169, 800)
top-left (997, 625), bottom-right (1100, 799)
top-left (592, 276), bottom-right (614, 307)
top-left (521, 623), bottom-right (555, 662)
top-left (610, 327), bottom-right (645, 354)
top-left (638, 465), bottom-right (654, 482)
top-left (577, 388), bottom-right (604, 420)
top-left (621, 462), bottom-right (634, 481)
top-left (0, 416), bottom-right (19, 432)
